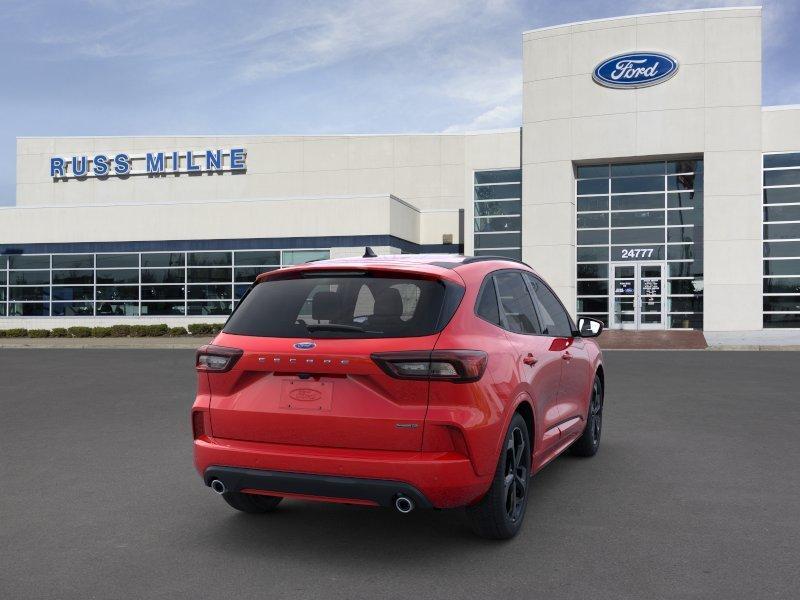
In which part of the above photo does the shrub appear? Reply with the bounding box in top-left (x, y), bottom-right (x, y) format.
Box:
top-left (129, 325), bottom-right (149, 338)
top-left (68, 326), bottom-right (92, 338)
top-left (50, 328), bottom-right (69, 338)
top-left (28, 329), bottom-right (51, 338)
top-left (109, 324), bottom-right (132, 337)
top-left (188, 323), bottom-right (216, 335)
top-left (146, 324), bottom-right (169, 337)
top-left (0, 329), bottom-right (5, 338)
top-left (168, 326), bottom-right (188, 337)
top-left (4, 328), bottom-right (29, 338)
top-left (91, 327), bottom-right (113, 338)
top-left (211, 323), bottom-right (224, 334)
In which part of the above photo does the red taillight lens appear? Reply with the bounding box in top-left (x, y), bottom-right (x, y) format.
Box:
top-left (195, 345), bottom-right (243, 373)
top-left (371, 350), bottom-right (488, 383)
top-left (191, 410), bottom-right (206, 439)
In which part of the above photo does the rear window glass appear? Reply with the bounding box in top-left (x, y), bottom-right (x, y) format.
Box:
top-left (224, 274), bottom-right (448, 338)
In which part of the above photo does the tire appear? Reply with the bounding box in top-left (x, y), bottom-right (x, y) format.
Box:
top-left (466, 413), bottom-right (531, 540)
top-left (221, 491), bottom-right (283, 514)
top-left (570, 374), bottom-right (603, 457)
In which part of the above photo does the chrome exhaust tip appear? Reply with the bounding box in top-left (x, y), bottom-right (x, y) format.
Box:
top-left (394, 495), bottom-right (414, 514)
top-left (210, 479), bottom-right (227, 495)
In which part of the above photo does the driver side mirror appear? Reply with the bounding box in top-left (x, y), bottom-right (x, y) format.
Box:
top-left (577, 317), bottom-right (603, 338)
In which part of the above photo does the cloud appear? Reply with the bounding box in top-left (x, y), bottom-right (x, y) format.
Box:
top-left (443, 103), bottom-right (521, 132)
top-left (235, 0), bottom-right (476, 81)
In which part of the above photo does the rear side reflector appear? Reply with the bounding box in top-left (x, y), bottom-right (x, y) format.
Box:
top-left (196, 345), bottom-right (243, 373)
top-left (371, 350), bottom-right (488, 383)
top-left (192, 411), bottom-right (206, 439)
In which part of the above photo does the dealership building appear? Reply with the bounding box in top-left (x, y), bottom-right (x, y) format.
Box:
top-left (2, 6), bottom-right (799, 337)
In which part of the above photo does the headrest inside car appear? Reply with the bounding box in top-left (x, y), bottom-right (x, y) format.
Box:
top-left (372, 288), bottom-right (404, 317)
top-left (311, 291), bottom-right (342, 321)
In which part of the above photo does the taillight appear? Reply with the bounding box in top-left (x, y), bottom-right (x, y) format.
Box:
top-left (371, 350), bottom-right (488, 383)
top-left (192, 410), bottom-right (206, 439)
top-left (195, 345), bottom-right (243, 372)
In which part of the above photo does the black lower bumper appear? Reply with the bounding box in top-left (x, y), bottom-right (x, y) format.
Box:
top-left (204, 466), bottom-right (432, 509)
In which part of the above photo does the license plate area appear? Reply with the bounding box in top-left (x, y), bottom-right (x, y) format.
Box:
top-left (279, 379), bottom-right (333, 411)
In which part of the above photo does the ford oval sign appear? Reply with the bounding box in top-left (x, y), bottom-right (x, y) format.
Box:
top-left (593, 52), bottom-right (678, 89)
top-left (293, 342), bottom-right (316, 350)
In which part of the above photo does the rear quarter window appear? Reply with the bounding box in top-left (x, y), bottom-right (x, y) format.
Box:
top-left (476, 277), bottom-right (501, 326)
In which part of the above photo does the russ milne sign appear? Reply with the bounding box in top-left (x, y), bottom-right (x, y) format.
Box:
top-left (50, 148), bottom-right (246, 179)
top-left (593, 52), bottom-right (678, 89)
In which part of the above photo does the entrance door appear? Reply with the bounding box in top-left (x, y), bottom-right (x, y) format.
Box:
top-left (610, 262), bottom-right (666, 330)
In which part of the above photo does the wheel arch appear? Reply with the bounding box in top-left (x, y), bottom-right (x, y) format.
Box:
top-left (595, 363), bottom-right (605, 390)
top-left (514, 399), bottom-right (535, 446)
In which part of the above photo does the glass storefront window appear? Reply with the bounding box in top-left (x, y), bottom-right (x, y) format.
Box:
top-left (188, 251), bottom-right (232, 266)
top-left (576, 159), bottom-right (704, 330)
top-left (52, 302), bottom-right (94, 316)
top-left (0, 247), bottom-right (330, 318)
top-left (141, 253), bottom-right (185, 268)
top-left (96, 286), bottom-right (139, 301)
top-left (763, 153), bottom-right (800, 328)
top-left (187, 285), bottom-right (232, 300)
top-left (187, 268), bottom-right (231, 283)
top-left (234, 250), bottom-right (280, 266)
top-left (52, 286), bottom-right (93, 301)
top-left (10, 271), bottom-right (50, 285)
top-left (475, 169), bottom-right (521, 260)
top-left (52, 270), bottom-right (93, 284)
top-left (10, 287), bottom-right (50, 301)
top-left (52, 254), bottom-right (93, 269)
top-left (141, 269), bottom-right (185, 284)
top-left (9, 255), bottom-right (49, 269)
top-left (475, 200), bottom-right (521, 217)
top-left (282, 250), bottom-right (330, 265)
top-left (8, 303), bottom-right (49, 316)
top-left (96, 254), bottom-right (137, 268)
top-left (577, 213), bottom-right (608, 229)
top-left (96, 269), bottom-right (138, 284)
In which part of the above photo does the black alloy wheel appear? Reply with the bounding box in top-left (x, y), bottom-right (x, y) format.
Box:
top-left (570, 374), bottom-right (604, 457)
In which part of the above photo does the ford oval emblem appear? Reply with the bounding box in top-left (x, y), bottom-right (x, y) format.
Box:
top-left (288, 388), bottom-right (323, 402)
top-left (593, 52), bottom-right (678, 89)
top-left (293, 341), bottom-right (316, 350)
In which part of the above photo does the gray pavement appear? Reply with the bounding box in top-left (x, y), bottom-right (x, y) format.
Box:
top-left (1, 350), bottom-right (798, 599)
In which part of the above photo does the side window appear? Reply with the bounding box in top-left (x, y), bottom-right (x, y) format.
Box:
top-left (494, 271), bottom-right (541, 335)
top-left (476, 276), bottom-right (501, 326)
top-left (525, 274), bottom-right (573, 337)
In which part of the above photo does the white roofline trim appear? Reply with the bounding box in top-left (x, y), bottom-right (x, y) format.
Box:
top-left (522, 5), bottom-right (761, 35)
top-left (0, 193), bottom-right (421, 212)
top-left (16, 128), bottom-right (520, 141)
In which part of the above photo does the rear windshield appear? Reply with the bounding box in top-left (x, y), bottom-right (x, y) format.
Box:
top-left (224, 274), bottom-right (452, 338)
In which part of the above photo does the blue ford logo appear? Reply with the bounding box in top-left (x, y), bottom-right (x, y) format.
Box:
top-left (593, 52), bottom-right (678, 89)
top-left (293, 342), bottom-right (316, 350)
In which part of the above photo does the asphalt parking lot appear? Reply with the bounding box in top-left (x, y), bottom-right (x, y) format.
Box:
top-left (1, 350), bottom-right (798, 599)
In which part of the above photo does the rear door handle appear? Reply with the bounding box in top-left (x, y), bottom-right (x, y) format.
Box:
top-left (561, 351), bottom-right (572, 361)
top-left (522, 353), bottom-right (537, 366)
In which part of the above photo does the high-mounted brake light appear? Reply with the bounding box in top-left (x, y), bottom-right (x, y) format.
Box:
top-left (195, 345), bottom-right (243, 373)
top-left (371, 350), bottom-right (488, 383)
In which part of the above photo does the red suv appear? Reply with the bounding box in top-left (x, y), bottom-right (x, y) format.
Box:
top-left (192, 252), bottom-right (604, 539)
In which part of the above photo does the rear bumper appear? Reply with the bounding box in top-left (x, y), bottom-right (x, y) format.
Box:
top-left (194, 437), bottom-right (491, 508)
top-left (204, 466), bottom-right (432, 509)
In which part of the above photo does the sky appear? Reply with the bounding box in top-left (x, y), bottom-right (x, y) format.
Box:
top-left (1, 0), bottom-right (798, 206)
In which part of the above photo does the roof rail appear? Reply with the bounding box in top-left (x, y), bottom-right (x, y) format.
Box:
top-left (461, 255), bottom-right (532, 268)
